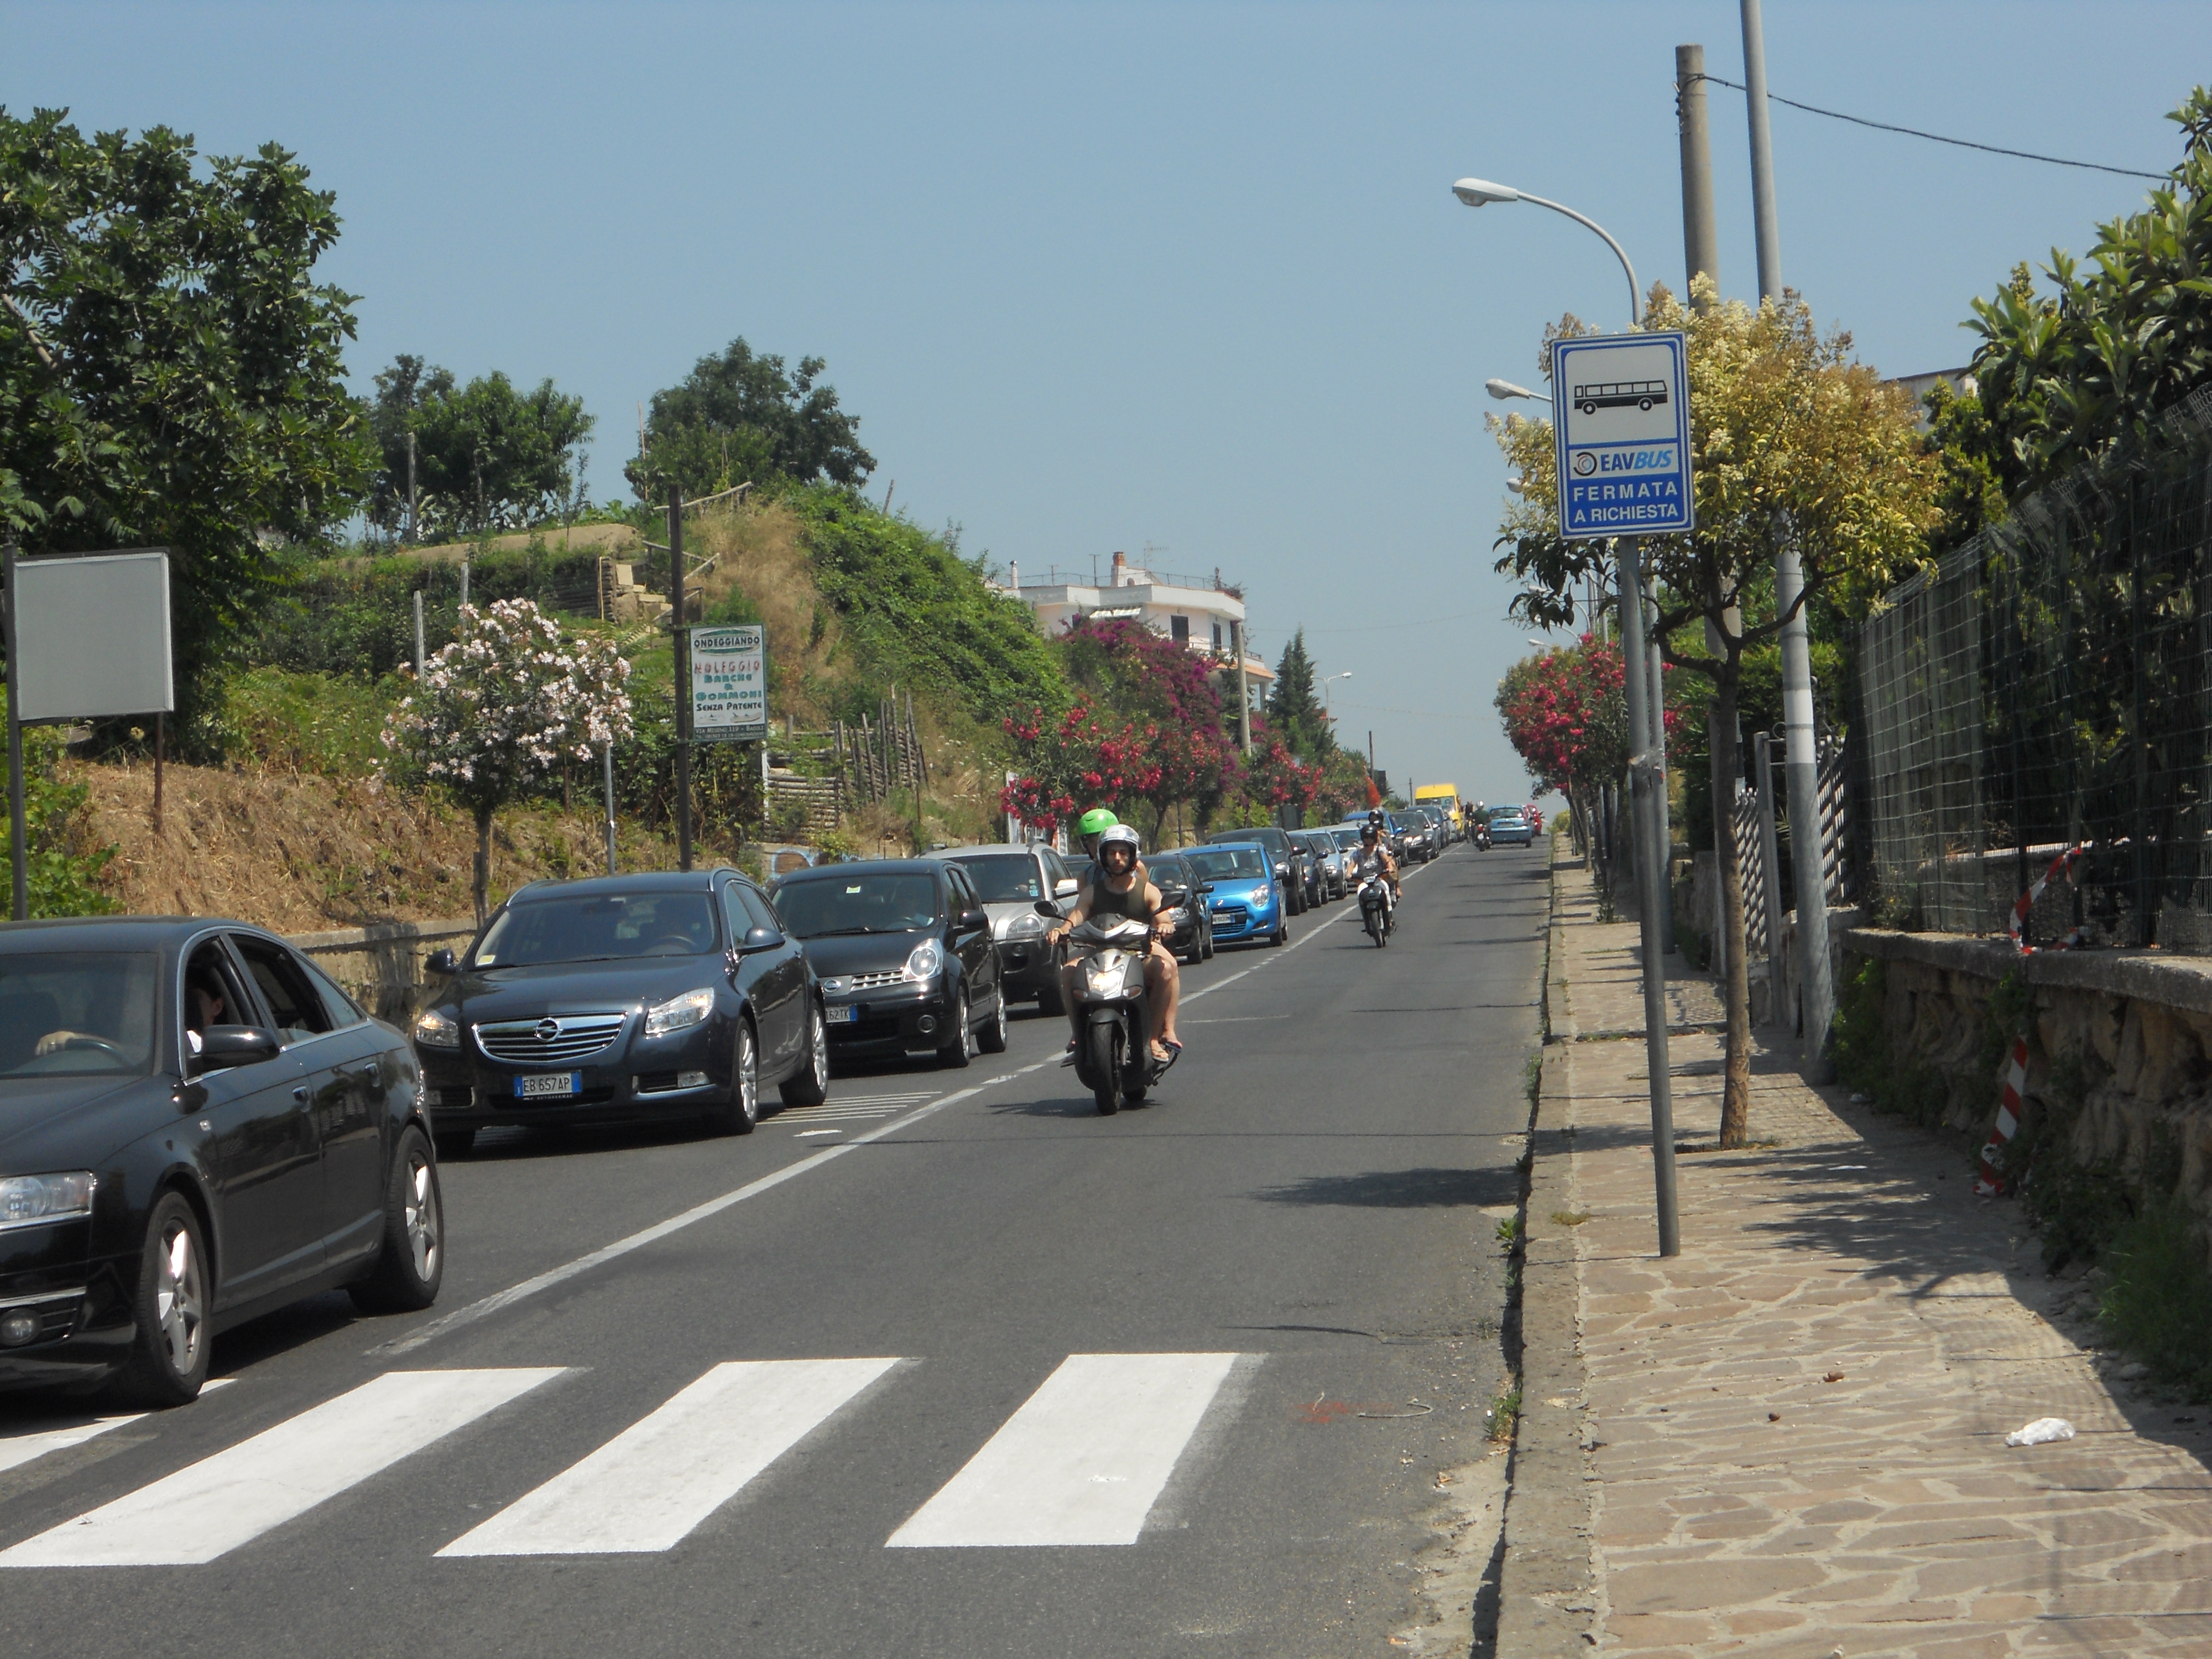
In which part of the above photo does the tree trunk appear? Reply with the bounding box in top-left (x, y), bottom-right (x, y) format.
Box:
top-left (472, 802), bottom-right (495, 928)
top-left (1712, 665), bottom-right (1754, 1147)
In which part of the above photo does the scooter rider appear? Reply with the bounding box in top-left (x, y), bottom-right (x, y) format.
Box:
top-left (1353, 813), bottom-right (1401, 924)
top-left (1048, 823), bottom-right (1182, 1063)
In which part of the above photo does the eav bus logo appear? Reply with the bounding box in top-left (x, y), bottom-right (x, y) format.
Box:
top-left (1549, 331), bottom-right (1693, 541)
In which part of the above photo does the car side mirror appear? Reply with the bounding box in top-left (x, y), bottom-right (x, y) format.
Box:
top-left (738, 925), bottom-right (784, 953)
top-left (1034, 898), bottom-right (1061, 917)
top-left (959, 907), bottom-right (989, 932)
top-left (1198, 881), bottom-right (1215, 894)
top-left (1053, 877), bottom-right (1078, 899)
top-left (1159, 885), bottom-right (1188, 906)
top-left (190, 1024), bottom-right (283, 1074)
top-left (425, 948), bottom-right (458, 976)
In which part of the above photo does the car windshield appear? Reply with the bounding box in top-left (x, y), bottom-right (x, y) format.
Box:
top-left (1185, 847), bottom-right (1269, 879)
top-left (473, 894), bottom-right (719, 968)
top-left (1331, 829), bottom-right (1363, 848)
top-left (0, 952), bottom-right (159, 1079)
top-left (947, 854), bottom-right (1042, 902)
top-left (775, 872), bottom-right (942, 937)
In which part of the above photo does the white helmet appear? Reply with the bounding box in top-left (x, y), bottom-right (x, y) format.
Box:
top-left (1097, 824), bottom-right (1141, 858)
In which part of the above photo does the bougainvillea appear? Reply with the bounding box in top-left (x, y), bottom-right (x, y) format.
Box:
top-left (382, 598), bottom-right (633, 921)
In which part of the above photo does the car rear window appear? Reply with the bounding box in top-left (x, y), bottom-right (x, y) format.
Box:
top-left (473, 894), bottom-right (721, 967)
top-left (1185, 847), bottom-right (1267, 879)
top-left (774, 872), bottom-right (943, 937)
top-left (947, 854), bottom-right (1042, 902)
top-left (0, 952), bottom-right (159, 1079)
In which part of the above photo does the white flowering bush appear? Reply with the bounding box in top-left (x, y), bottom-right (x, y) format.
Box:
top-left (381, 598), bottom-right (634, 920)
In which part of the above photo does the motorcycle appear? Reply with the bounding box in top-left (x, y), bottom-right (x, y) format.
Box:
top-left (1041, 903), bottom-right (1177, 1114)
top-left (1358, 868), bottom-right (1394, 946)
top-left (1472, 818), bottom-right (1492, 851)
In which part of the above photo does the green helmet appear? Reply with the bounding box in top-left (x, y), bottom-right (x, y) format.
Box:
top-left (1077, 807), bottom-right (1119, 840)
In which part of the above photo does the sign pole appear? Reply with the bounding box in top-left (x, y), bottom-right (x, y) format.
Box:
top-left (3, 543), bottom-right (22, 922)
top-left (669, 481), bottom-right (693, 872)
top-left (602, 744), bottom-right (619, 877)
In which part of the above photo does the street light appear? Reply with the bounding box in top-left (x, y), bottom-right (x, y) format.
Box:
top-left (1487, 378), bottom-right (1542, 403)
top-left (1323, 671), bottom-right (1352, 713)
top-left (1451, 178), bottom-right (1641, 328)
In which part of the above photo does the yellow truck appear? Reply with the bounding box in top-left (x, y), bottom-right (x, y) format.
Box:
top-left (1413, 782), bottom-right (1463, 839)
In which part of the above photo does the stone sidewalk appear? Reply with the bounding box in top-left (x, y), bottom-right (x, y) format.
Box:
top-left (1505, 852), bottom-right (2212, 1658)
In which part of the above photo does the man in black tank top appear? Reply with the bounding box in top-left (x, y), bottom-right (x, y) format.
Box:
top-left (1046, 825), bottom-right (1182, 1062)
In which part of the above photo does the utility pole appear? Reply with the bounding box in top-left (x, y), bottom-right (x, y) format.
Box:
top-left (602, 745), bottom-right (619, 877)
top-left (1231, 620), bottom-right (1253, 752)
top-left (1738, 0), bottom-right (1830, 1068)
top-left (1676, 44), bottom-right (1721, 308)
top-left (1617, 536), bottom-right (1680, 1256)
top-left (669, 480), bottom-right (693, 870)
top-left (404, 430), bottom-right (419, 545)
top-left (3, 544), bottom-right (23, 922)
top-left (412, 589), bottom-right (425, 679)
top-left (1740, 0), bottom-right (1782, 302)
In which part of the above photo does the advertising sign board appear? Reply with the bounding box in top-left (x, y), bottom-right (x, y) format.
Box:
top-left (14, 549), bottom-right (174, 722)
top-left (1550, 331), bottom-right (1694, 540)
top-left (689, 624), bottom-right (768, 742)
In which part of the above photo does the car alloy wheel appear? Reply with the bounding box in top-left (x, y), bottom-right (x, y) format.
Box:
top-left (938, 989), bottom-right (973, 1068)
top-left (711, 1023), bottom-right (760, 1134)
top-left (353, 1125), bottom-right (445, 1313)
top-left (119, 1192), bottom-right (211, 1407)
top-left (781, 1004), bottom-right (831, 1105)
top-left (978, 991), bottom-right (1009, 1055)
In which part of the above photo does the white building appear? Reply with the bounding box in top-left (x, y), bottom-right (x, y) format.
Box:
top-left (1001, 550), bottom-right (1274, 700)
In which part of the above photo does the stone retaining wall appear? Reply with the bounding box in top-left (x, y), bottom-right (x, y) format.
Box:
top-left (1840, 927), bottom-right (2212, 1219)
top-left (288, 917), bottom-right (476, 1029)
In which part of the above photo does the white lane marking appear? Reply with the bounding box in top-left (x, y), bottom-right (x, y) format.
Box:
top-left (439, 1357), bottom-right (899, 1557)
top-left (0, 1413), bottom-right (143, 1477)
top-left (794, 1129), bottom-right (843, 1138)
top-left (0, 1369), bottom-right (560, 1567)
top-left (375, 1075), bottom-right (1011, 1357)
top-left (0, 1382), bottom-right (233, 1480)
top-left (886, 1352), bottom-right (1243, 1548)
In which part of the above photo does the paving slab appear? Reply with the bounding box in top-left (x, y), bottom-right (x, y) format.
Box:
top-left (1510, 850), bottom-right (2212, 1656)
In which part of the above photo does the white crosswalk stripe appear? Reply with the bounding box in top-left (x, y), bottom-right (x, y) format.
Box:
top-left (0, 1368), bottom-right (560, 1567)
top-left (438, 1358), bottom-right (899, 1557)
top-left (886, 1353), bottom-right (1245, 1548)
top-left (0, 1412), bottom-right (145, 1478)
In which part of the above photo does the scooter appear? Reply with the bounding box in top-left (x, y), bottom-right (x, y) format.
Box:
top-left (1042, 904), bottom-right (1177, 1114)
top-left (1472, 818), bottom-right (1492, 851)
top-left (1358, 870), bottom-right (1394, 946)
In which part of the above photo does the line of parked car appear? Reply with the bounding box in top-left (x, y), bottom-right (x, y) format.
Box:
top-left (0, 806), bottom-right (1485, 1406)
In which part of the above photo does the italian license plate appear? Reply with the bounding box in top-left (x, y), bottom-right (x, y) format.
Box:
top-left (823, 1004), bottom-right (858, 1024)
top-left (514, 1071), bottom-right (582, 1099)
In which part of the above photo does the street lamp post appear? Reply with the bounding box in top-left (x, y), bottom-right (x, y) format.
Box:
top-left (1322, 671), bottom-right (1352, 713)
top-left (1452, 179), bottom-right (1641, 328)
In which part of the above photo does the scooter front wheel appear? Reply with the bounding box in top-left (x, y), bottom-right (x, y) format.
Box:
top-left (1089, 1022), bottom-right (1121, 1115)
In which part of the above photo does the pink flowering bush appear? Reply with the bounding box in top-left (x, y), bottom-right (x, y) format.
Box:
top-left (382, 598), bottom-right (634, 921)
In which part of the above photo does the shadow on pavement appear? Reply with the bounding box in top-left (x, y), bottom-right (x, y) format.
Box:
top-left (1251, 1165), bottom-right (1519, 1209)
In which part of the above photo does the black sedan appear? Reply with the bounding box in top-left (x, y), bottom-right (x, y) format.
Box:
top-left (0, 917), bottom-right (441, 1406)
top-left (769, 858), bottom-right (1008, 1067)
top-left (1147, 852), bottom-right (1215, 965)
top-left (412, 869), bottom-right (827, 1150)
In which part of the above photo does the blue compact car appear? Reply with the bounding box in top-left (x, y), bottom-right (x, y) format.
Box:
top-left (1181, 841), bottom-right (1288, 947)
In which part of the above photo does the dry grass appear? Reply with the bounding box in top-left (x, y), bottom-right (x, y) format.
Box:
top-left (75, 758), bottom-right (687, 935)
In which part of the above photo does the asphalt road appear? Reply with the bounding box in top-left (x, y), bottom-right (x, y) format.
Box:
top-left (0, 841), bottom-right (1550, 1658)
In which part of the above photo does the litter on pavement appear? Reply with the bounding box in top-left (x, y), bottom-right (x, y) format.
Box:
top-left (2005, 1417), bottom-right (2077, 1447)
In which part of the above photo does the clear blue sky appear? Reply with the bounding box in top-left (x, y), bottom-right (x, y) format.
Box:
top-left (6, 2), bottom-right (2203, 802)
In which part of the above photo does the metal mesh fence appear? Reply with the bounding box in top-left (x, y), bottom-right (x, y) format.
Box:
top-left (1853, 385), bottom-right (2212, 946)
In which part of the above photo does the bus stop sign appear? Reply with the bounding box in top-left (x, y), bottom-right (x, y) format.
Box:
top-left (1550, 331), bottom-right (1693, 540)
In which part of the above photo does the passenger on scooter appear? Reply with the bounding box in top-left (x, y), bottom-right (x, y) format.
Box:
top-left (1353, 816), bottom-right (1401, 926)
top-left (1047, 823), bottom-right (1181, 1063)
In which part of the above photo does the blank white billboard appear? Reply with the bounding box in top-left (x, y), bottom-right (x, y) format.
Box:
top-left (14, 549), bottom-right (174, 722)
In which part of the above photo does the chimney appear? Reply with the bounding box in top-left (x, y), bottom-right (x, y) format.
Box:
top-left (1111, 550), bottom-right (1126, 586)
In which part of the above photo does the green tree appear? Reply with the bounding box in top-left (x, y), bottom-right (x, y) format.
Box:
top-left (1265, 629), bottom-right (1330, 760)
top-left (1922, 375), bottom-right (2010, 556)
top-left (1494, 280), bottom-right (1938, 1146)
top-left (366, 355), bottom-right (592, 541)
top-left (1969, 88), bottom-right (2212, 490)
top-left (0, 109), bottom-right (370, 737)
top-left (629, 338), bottom-right (874, 501)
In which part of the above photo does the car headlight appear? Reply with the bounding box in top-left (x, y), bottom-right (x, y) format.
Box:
top-left (0, 1171), bottom-right (96, 1232)
top-left (644, 987), bottom-right (716, 1038)
top-left (1249, 884), bottom-right (1274, 904)
top-left (904, 939), bottom-right (945, 982)
top-left (1164, 906), bottom-right (1187, 924)
top-left (414, 1007), bottom-right (461, 1049)
top-left (1000, 911), bottom-right (1047, 940)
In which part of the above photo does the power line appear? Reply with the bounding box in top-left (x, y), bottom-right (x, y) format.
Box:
top-left (1691, 72), bottom-right (2165, 182)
